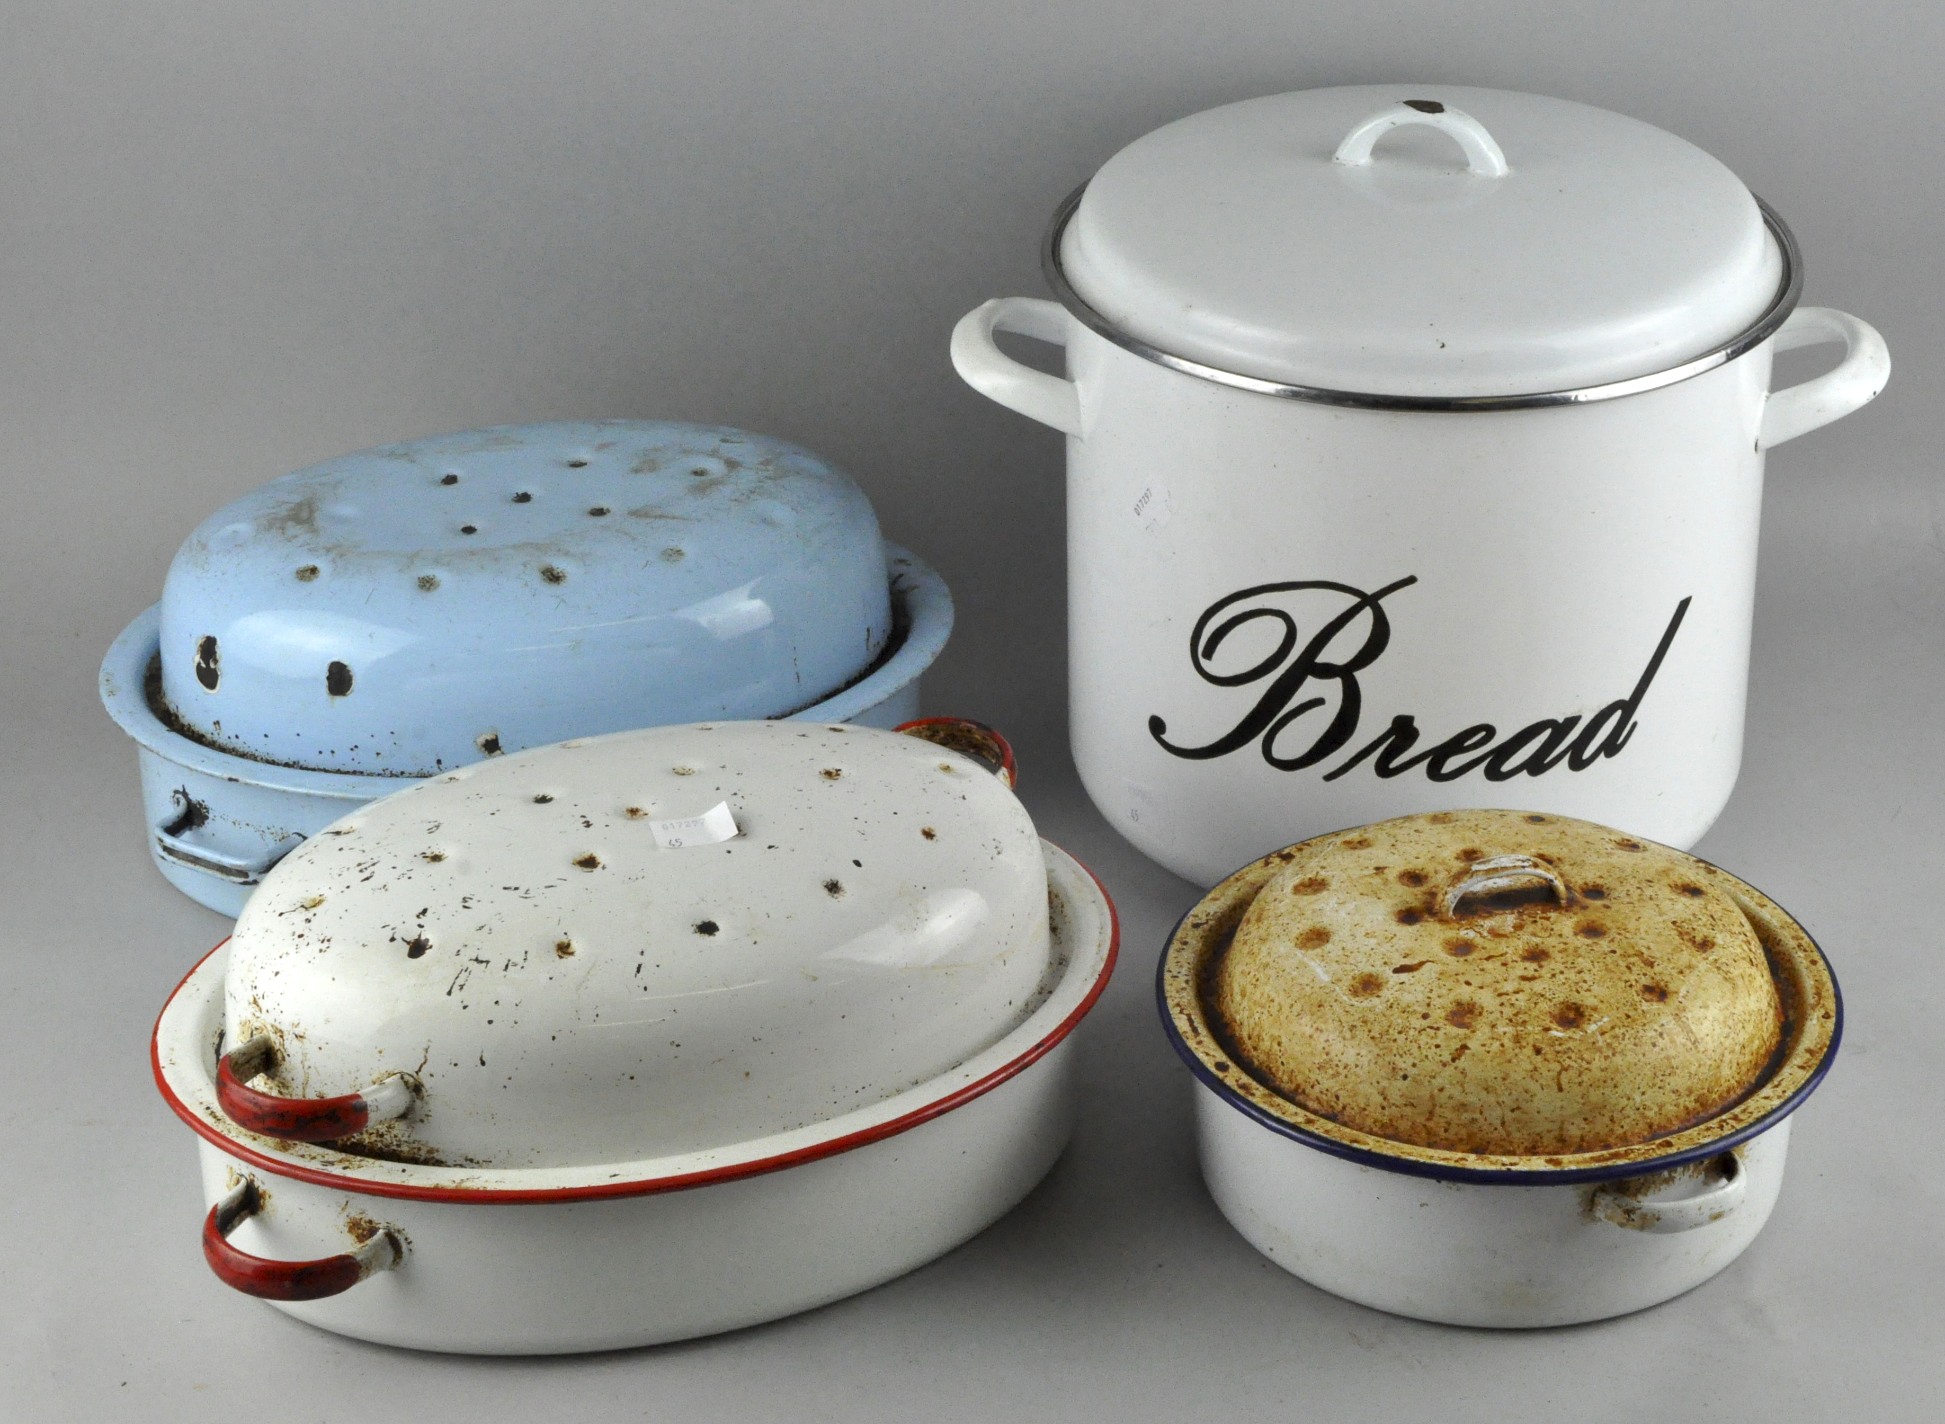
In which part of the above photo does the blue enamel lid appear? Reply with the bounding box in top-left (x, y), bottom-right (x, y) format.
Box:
top-left (157, 421), bottom-right (894, 775)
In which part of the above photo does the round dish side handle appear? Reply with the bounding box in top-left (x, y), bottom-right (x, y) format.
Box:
top-left (217, 1034), bottom-right (416, 1141)
top-left (895, 717), bottom-right (1018, 789)
top-left (204, 1178), bottom-right (401, 1301)
top-left (1590, 1151), bottom-right (1747, 1234)
top-left (1333, 100), bottom-right (1510, 178)
top-left (1759, 306), bottom-right (1890, 450)
top-left (950, 297), bottom-right (1084, 438)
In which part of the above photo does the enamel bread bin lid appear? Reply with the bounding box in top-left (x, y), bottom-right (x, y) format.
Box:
top-left (215, 721), bottom-right (1054, 1169)
top-left (1195, 810), bottom-right (1814, 1161)
top-left (1056, 85), bottom-right (1787, 398)
top-left (157, 421), bottom-right (893, 775)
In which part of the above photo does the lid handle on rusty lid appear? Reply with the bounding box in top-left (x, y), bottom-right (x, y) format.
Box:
top-left (1333, 99), bottom-right (1510, 178)
top-left (1443, 853), bottom-right (1568, 918)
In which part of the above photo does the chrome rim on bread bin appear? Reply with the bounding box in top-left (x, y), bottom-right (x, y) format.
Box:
top-left (153, 718), bottom-right (1117, 1353)
top-left (102, 421), bottom-right (953, 915)
top-left (1159, 810), bottom-right (1839, 1327)
top-left (954, 85), bottom-right (1888, 885)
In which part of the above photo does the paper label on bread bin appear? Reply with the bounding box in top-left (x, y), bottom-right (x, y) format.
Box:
top-left (650, 801), bottom-right (740, 849)
top-left (1132, 482), bottom-right (1173, 533)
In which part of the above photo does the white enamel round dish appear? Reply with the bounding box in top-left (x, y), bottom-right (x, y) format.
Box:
top-left (1158, 812), bottom-right (1840, 1327)
top-left (953, 85), bottom-right (1889, 885)
top-left (152, 721), bottom-right (1117, 1353)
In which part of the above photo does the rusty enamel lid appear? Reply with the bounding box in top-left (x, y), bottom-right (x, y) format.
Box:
top-left (1162, 810), bottom-right (1841, 1175)
top-left (212, 720), bottom-right (1060, 1171)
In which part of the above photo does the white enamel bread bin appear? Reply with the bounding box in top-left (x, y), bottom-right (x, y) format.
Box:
top-left (955, 86), bottom-right (1888, 885)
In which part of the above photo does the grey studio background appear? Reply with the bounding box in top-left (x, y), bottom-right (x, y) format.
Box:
top-left (4, 2), bottom-right (1941, 1419)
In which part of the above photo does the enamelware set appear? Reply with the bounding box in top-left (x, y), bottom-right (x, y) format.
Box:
top-left (110, 85), bottom-right (1881, 1349)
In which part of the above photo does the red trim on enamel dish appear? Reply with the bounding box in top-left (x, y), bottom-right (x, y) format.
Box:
top-left (153, 859), bottom-right (1119, 1205)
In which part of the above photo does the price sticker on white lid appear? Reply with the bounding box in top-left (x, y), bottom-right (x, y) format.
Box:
top-left (650, 801), bottom-right (740, 849)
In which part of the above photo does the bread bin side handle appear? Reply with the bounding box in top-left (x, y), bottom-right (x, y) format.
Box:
top-left (951, 298), bottom-right (1083, 438)
top-left (1759, 306), bottom-right (1889, 449)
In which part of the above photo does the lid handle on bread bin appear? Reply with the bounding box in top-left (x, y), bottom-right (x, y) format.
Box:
top-left (1334, 100), bottom-right (1510, 178)
top-left (204, 1177), bottom-right (401, 1301)
top-left (895, 717), bottom-right (1018, 788)
top-left (216, 1034), bottom-right (417, 1142)
top-left (1443, 854), bottom-right (1568, 918)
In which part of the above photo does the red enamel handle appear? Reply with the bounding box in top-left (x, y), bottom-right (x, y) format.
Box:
top-left (204, 1179), bottom-right (400, 1302)
top-left (217, 1035), bottom-right (415, 1142)
top-left (895, 717), bottom-right (1018, 789)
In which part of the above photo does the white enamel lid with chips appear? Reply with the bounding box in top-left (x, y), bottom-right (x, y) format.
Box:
top-left (205, 720), bottom-right (1062, 1171)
